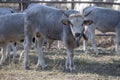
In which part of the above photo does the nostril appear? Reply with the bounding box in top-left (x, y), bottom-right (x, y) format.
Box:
top-left (75, 33), bottom-right (80, 37)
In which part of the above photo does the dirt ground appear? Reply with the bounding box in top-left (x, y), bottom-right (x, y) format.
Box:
top-left (0, 35), bottom-right (120, 80)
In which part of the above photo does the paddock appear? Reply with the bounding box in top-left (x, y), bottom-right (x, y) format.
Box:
top-left (0, 36), bottom-right (120, 80)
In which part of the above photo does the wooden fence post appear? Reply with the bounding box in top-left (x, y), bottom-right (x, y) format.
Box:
top-left (22, 0), bottom-right (30, 10)
top-left (19, 0), bottom-right (30, 11)
top-left (71, 0), bottom-right (74, 9)
top-left (19, 0), bottom-right (22, 11)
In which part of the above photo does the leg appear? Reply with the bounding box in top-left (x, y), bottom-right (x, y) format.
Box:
top-left (11, 43), bottom-right (17, 63)
top-left (115, 30), bottom-right (120, 54)
top-left (46, 40), bottom-right (53, 49)
top-left (0, 45), bottom-right (7, 65)
top-left (116, 39), bottom-right (119, 54)
top-left (24, 34), bottom-right (32, 70)
top-left (65, 47), bottom-right (75, 71)
top-left (88, 25), bottom-right (99, 54)
top-left (90, 33), bottom-right (99, 54)
top-left (5, 44), bottom-right (11, 60)
top-left (24, 18), bottom-right (34, 69)
top-left (19, 50), bottom-right (24, 63)
top-left (48, 40), bottom-right (54, 49)
top-left (83, 26), bottom-right (89, 53)
top-left (19, 41), bottom-right (25, 62)
top-left (35, 37), bottom-right (47, 70)
top-left (83, 40), bottom-right (88, 53)
top-left (58, 40), bottom-right (62, 50)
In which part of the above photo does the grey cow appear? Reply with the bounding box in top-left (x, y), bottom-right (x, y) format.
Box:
top-left (0, 13), bottom-right (25, 65)
top-left (83, 6), bottom-right (120, 54)
top-left (23, 4), bottom-right (92, 71)
top-left (0, 7), bottom-right (17, 63)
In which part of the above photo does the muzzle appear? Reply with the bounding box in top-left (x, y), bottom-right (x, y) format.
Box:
top-left (75, 34), bottom-right (82, 47)
top-left (75, 28), bottom-right (84, 41)
top-left (75, 28), bottom-right (86, 47)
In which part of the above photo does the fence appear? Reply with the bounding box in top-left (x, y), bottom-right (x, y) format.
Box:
top-left (0, 1), bottom-right (120, 10)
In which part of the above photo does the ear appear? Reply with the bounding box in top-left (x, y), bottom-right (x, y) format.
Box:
top-left (82, 33), bottom-right (88, 40)
top-left (61, 19), bottom-right (71, 25)
top-left (83, 20), bottom-right (93, 25)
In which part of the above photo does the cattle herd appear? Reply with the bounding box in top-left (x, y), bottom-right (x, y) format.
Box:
top-left (0, 3), bottom-right (119, 72)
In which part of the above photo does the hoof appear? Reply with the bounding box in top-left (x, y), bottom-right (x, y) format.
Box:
top-left (94, 50), bottom-right (99, 55)
top-left (84, 50), bottom-right (88, 54)
top-left (36, 64), bottom-right (48, 71)
top-left (13, 59), bottom-right (18, 64)
top-left (63, 68), bottom-right (77, 73)
top-left (116, 53), bottom-right (120, 56)
top-left (25, 66), bottom-right (30, 70)
top-left (0, 63), bottom-right (3, 66)
top-left (0, 62), bottom-right (5, 66)
top-left (63, 65), bottom-right (76, 73)
top-left (18, 59), bottom-right (23, 63)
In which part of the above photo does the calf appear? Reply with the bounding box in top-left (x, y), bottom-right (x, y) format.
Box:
top-left (83, 6), bottom-right (120, 54)
top-left (0, 7), bottom-right (17, 63)
top-left (0, 13), bottom-right (25, 65)
top-left (23, 4), bottom-right (92, 71)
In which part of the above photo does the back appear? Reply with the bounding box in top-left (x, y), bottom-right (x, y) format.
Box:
top-left (83, 6), bottom-right (120, 32)
top-left (0, 7), bottom-right (14, 15)
top-left (0, 13), bottom-right (25, 41)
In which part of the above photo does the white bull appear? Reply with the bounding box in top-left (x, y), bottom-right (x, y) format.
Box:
top-left (83, 6), bottom-right (120, 54)
top-left (23, 4), bottom-right (92, 71)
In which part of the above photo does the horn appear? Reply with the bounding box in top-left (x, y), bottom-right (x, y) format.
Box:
top-left (84, 10), bottom-right (92, 17)
top-left (82, 33), bottom-right (88, 40)
top-left (62, 11), bottom-right (69, 17)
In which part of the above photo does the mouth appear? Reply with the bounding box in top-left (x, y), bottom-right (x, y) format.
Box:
top-left (75, 36), bottom-right (81, 47)
top-left (75, 36), bottom-right (80, 41)
top-left (75, 33), bottom-right (82, 40)
top-left (75, 33), bottom-right (83, 47)
top-left (75, 37), bottom-right (80, 47)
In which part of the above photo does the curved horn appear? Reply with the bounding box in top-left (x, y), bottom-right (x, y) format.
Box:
top-left (84, 10), bottom-right (92, 17)
top-left (62, 11), bottom-right (69, 17)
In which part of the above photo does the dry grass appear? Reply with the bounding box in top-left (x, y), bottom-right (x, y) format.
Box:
top-left (0, 36), bottom-right (120, 80)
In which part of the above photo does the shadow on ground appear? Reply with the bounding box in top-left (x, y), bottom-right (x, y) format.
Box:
top-left (0, 47), bottom-right (120, 77)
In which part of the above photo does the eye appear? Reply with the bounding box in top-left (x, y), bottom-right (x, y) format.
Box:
top-left (82, 23), bottom-right (84, 26)
top-left (82, 21), bottom-right (86, 27)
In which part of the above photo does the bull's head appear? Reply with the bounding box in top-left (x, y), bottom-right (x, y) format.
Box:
top-left (61, 13), bottom-right (93, 41)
